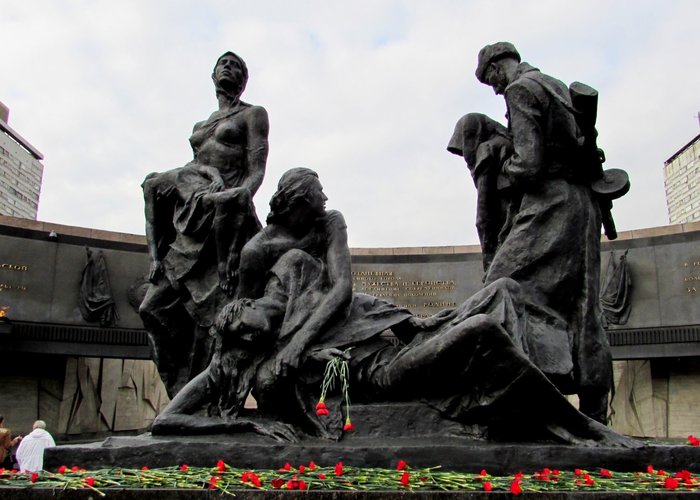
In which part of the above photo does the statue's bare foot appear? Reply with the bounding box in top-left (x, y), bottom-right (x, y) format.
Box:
top-left (546, 420), bottom-right (641, 448)
top-left (218, 263), bottom-right (238, 295)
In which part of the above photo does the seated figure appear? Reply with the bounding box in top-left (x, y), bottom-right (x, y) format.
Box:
top-left (139, 51), bottom-right (269, 397)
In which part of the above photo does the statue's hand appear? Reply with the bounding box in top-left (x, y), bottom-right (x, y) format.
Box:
top-left (248, 419), bottom-right (300, 443)
top-left (274, 344), bottom-right (302, 378)
top-left (148, 260), bottom-right (164, 283)
top-left (308, 347), bottom-right (350, 363)
top-left (208, 177), bottom-right (225, 194)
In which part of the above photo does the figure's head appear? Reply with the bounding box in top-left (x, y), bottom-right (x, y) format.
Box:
top-left (212, 51), bottom-right (249, 100)
top-left (475, 42), bottom-right (521, 95)
top-left (32, 420), bottom-right (46, 430)
top-left (267, 167), bottom-right (328, 225)
top-left (448, 113), bottom-right (509, 168)
top-left (215, 297), bottom-right (282, 345)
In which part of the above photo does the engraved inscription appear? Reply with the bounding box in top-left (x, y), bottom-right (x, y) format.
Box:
top-left (0, 262), bottom-right (30, 292)
top-left (352, 269), bottom-right (459, 315)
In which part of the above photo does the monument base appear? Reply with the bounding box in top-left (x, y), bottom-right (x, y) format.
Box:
top-left (44, 433), bottom-right (700, 475)
top-left (44, 403), bottom-right (700, 473)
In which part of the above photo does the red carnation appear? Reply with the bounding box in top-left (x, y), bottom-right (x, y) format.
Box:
top-left (84, 477), bottom-right (95, 487)
top-left (299, 465), bottom-right (306, 473)
top-left (250, 473), bottom-right (262, 487)
top-left (665, 476), bottom-right (680, 490)
top-left (179, 464), bottom-right (189, 471)
top-left (510, 478), bottom-right (522, 495)
top-left (279, 462), bottom-right (292, 472)
top-left (483, 481), bottom-right (492, 492)
top-left (318, 473), bottom-right (327, 479)
top-left (343, 418), bottom-right (354, 432)
top-left (400, 471), bottom-right (410, 487)
top-left (396, 460), bottom-right (407, 471)
top-left (688, 435), bottom-right (700, 446)
top-left (600, 469), bottom-right (612, 478)
top-left (647, 465), bottom-right (655, 474)
top-left (71, 466), bottom-right (80, 472)
top-left (271, 478), bottom-right (284, 489)
top-left (141, 466), bottom-right (149, 471)
top-left (57, 466), bottom-right (67, 474)
top-left (298, 480), bottom-right (308, 490)
top-left (30, 472), bottom-right (39, 483)
top-left (308, 461), bottom-right (316, 470)
top-left (209, 476), bottom-right (218, 489)
top-left (335, 462), bottom-right (343, 476)
top-left (316, 401), bottom-right (329, 416)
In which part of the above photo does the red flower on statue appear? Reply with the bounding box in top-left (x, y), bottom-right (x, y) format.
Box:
top-left (396, 460), bottom-right (407, 471)
top-left (343, 417), bottom-right (354, 432)
top-left (316, 400), bottom-right (329, 416)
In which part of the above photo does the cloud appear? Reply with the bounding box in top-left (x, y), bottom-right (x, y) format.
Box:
top-left (1, 0), bottom-right (698, 246)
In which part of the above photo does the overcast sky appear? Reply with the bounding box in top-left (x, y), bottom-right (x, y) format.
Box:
top-left (2, 1), bottom-right (698, 247)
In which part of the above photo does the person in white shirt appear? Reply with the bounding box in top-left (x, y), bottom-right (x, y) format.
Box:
top-left (15, 420), bottom-right (55, 472)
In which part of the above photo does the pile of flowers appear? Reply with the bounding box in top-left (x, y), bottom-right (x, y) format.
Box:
top-left (1, 454), bottom-right (700, 496)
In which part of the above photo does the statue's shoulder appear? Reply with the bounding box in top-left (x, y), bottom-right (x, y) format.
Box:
top-left (239, 101), bottom-right (268, 118)
top-left (323, 210), bottom-right (348, 232)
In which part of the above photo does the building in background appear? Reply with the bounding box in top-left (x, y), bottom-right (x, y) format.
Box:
top-left (664, 131), bottom-right (700, 225)
top-left (0, 101), bottom-right (44, 220)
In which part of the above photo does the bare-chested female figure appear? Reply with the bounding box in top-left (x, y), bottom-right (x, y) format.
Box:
top-left (140, 51), bottom-right (269, 397)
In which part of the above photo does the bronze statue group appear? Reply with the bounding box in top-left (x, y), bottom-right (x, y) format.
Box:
top-left (140, 43), bottom-right (633, 447)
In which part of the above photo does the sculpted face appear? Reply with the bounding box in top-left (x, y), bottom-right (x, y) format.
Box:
top-left (215, 54), bottom-right (244, 90)
top-left (484, 63), bottom-right (508, 95)
top-left (237, 300), bottom-right (272, 334)
top-left (306, 177), bottom-right (328, 217)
